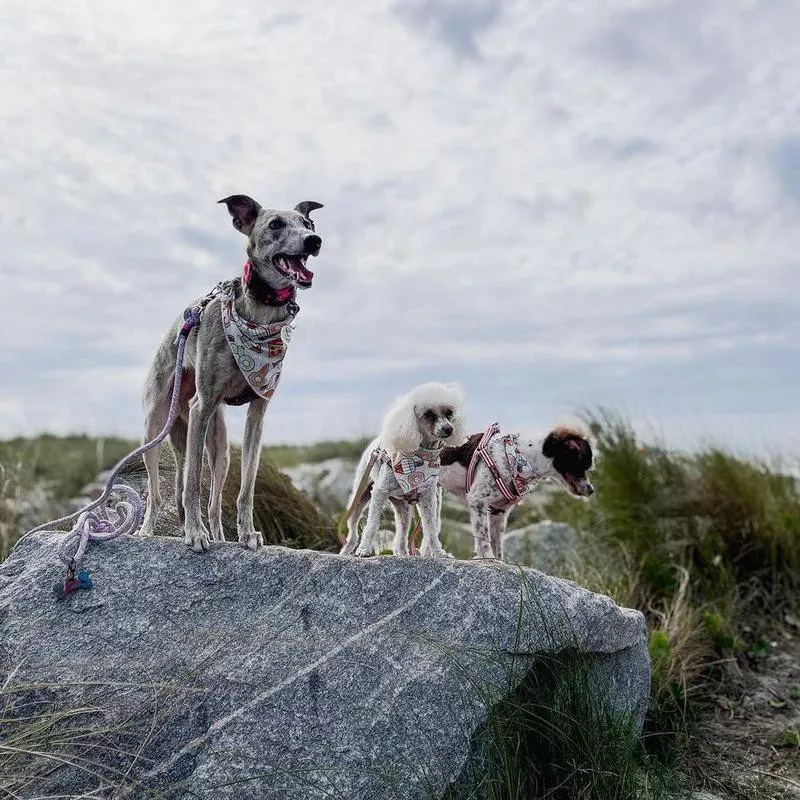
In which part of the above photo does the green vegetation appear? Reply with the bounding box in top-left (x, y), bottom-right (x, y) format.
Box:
top-left (541, 411), bottom-right (800, 795)
top-left (262, 437), bottom-right (373, 468)
top-left (454, 651), bottom-right (678, 800)
top-left (0, 434), bottom-right (344, 559)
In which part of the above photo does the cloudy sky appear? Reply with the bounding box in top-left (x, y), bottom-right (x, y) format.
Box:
top-left (1, 0), bottom-right (798, 456)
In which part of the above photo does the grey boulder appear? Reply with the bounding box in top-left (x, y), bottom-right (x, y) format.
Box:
top-left (282, 457), bottom-right (355, 513)
top-left (503, 520), bottom-right (578, 573)
top-left (0, 531), bottom-right (649, 799)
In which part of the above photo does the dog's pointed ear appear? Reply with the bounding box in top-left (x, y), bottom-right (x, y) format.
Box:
top-left (294, 201), bottom-right (324, 219)
top-left (218, 195), bottom-right (262, 235)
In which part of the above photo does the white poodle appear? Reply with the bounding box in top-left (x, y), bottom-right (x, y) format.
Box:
top-left (339, 382), bottom-right (467, 558)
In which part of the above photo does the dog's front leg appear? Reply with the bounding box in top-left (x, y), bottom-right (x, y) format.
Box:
top-left (205, 408), bottom-right (229, 542)
top-left (237, 398), bottom-right (268, 551)
top-left (467, 497), bottom-right (493, 559)
top-left (418, 488), bottom-right (452, 559)
top-left (354, 476), bottom-right (391, 557)
top-left (183, 398), bottom-right (216, 552)
top-left (388, 497), bottom-right (413, 556)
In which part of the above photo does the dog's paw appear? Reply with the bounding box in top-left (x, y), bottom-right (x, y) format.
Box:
top-left (137, 523), bottom-right (155, 538)
top-left (238, 529), bottom-right (264, 551)
top-left (353, 544), bottom-right (377, 557)
top-left (420, 543), bottom-right (454, 559)
top-left (184, 525), bottom-right (211, 553)
top-left (208, 524), bottom-right (226, 543)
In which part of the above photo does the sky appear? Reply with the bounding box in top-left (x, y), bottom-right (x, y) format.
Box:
top-left (1, 0), bottom-right (798, 457)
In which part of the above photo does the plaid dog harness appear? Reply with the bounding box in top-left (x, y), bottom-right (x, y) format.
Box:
top-left (466, 423), bottom-right (540, 508)
top-left (379, 444), bottom-right (442, 502)
top-left (219, 280), bottom-right (296, 403)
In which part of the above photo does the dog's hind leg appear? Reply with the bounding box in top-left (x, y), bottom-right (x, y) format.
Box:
top-left (340, 485), bottom-right (371, 556)
top-left (169, 414), bottom-right (189, 526)
top-left (205, 407), bottom-right (229, 542)
top-left (139, 396), bottom-right (170, 537)
top-left (354, 479), bottom-right (391, 557)
top-left (388, 497), bottom-right (413, 556)
top-left (467, 498), bottom-right (493, 559)
top-left (236, 398), bottom-right (268, 551)
top-left (183, 396), bottom-right (217, 553)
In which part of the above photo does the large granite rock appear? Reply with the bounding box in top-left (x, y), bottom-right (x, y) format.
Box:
top-left (0, 532), bottom-right (649, 799)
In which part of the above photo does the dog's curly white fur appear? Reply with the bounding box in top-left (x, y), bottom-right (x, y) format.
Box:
top-left (438, 427), bottom-right (594, 560)
top-left (340, 382), bottom-right (467, 558)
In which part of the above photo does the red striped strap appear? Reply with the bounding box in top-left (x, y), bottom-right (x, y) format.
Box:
top-left (465, 423), bottom-right (520, 504)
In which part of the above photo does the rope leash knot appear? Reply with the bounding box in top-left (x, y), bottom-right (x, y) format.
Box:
top-left (14, 301), bottom-right (207, 600)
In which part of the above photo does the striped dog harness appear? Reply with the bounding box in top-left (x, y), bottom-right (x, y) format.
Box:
top-left (466, 423), bottom-right (540, 506)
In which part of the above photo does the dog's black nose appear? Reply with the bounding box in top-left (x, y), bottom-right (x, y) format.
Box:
top-left (303, 235), bottom-right (322, 255)
top-left (440, 424), bottom-right (454, 438)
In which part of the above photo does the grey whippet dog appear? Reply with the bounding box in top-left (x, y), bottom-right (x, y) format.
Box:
top-left (139, 195), bottom-right (323, 552)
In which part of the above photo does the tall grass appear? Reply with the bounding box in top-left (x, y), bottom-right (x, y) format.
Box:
top-left (542, 411), bottom-right (800, 791)
top-left (263, 437), bottom-right (373, 468)
top-left (456, 651), bottom-right (677, 800)
top-left (546, 410), bottom-right (800, 611)
top-left (0, 435), bottom-right (137, 503)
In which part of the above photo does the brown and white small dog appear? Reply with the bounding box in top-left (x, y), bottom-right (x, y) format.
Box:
top-left (438, 426), bottom-right (594, 560)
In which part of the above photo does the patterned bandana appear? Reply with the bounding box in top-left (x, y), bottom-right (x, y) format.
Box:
top-left (499, 433), bottom-right (540, 496)
top-left (219, 281), bottom-right (295, 403)
top-left (380, 444), bottom-right (442, 500)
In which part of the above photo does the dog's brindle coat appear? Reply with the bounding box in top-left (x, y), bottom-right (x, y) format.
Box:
top-left (140, 196), bottom-right (323, 552)
top-left (438, 427), bottom-right (593, 559)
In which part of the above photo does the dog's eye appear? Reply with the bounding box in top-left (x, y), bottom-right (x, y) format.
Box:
top-left (423, 410), bottom-right (436, 422)
top-left (442, 409), bottom-right (453, 419)
top-left (268, 217), bottom-right (285, 231)
top-left (301, 218), bottom-right (314, 231)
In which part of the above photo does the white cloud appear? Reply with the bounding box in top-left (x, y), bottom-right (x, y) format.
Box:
top-left (0, 0), bottom-right (798, 455)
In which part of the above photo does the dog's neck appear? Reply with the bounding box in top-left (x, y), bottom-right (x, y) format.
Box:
top-left (243, 261), bottom-right (296, 306)
top-left (516, 437), bottom-right (555, 480)
top-left (236, 261), bottom-right (297, 324)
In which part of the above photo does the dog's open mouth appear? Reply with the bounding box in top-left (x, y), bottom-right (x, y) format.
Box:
top-left (273, 254), bottom-right (314, 287)
top-left (564, 474), bottom-right (594, 497)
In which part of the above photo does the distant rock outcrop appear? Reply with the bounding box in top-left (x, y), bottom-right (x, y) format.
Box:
top-left (502, 520), bottom-right (579, 572)
top-left (1, 532), bottom-right (649, 799)
top-left (282, 457), bottom-right (356, 513)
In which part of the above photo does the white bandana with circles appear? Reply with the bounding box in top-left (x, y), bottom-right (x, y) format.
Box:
top-left (219, 282), bottom-right (295, 403)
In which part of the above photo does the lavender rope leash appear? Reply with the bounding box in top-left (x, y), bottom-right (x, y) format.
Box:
top-left (12, 305), bottom-right (204, 597)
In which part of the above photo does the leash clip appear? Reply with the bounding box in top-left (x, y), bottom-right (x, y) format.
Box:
top-left (52, 560), bottom-right (94, 601)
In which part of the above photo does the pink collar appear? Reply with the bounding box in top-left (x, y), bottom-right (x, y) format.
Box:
top-left (242, 261), bottom-right (296, 306)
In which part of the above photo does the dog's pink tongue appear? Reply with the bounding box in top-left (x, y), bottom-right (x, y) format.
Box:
top-left (287, 257), bottom-right (313, 282)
